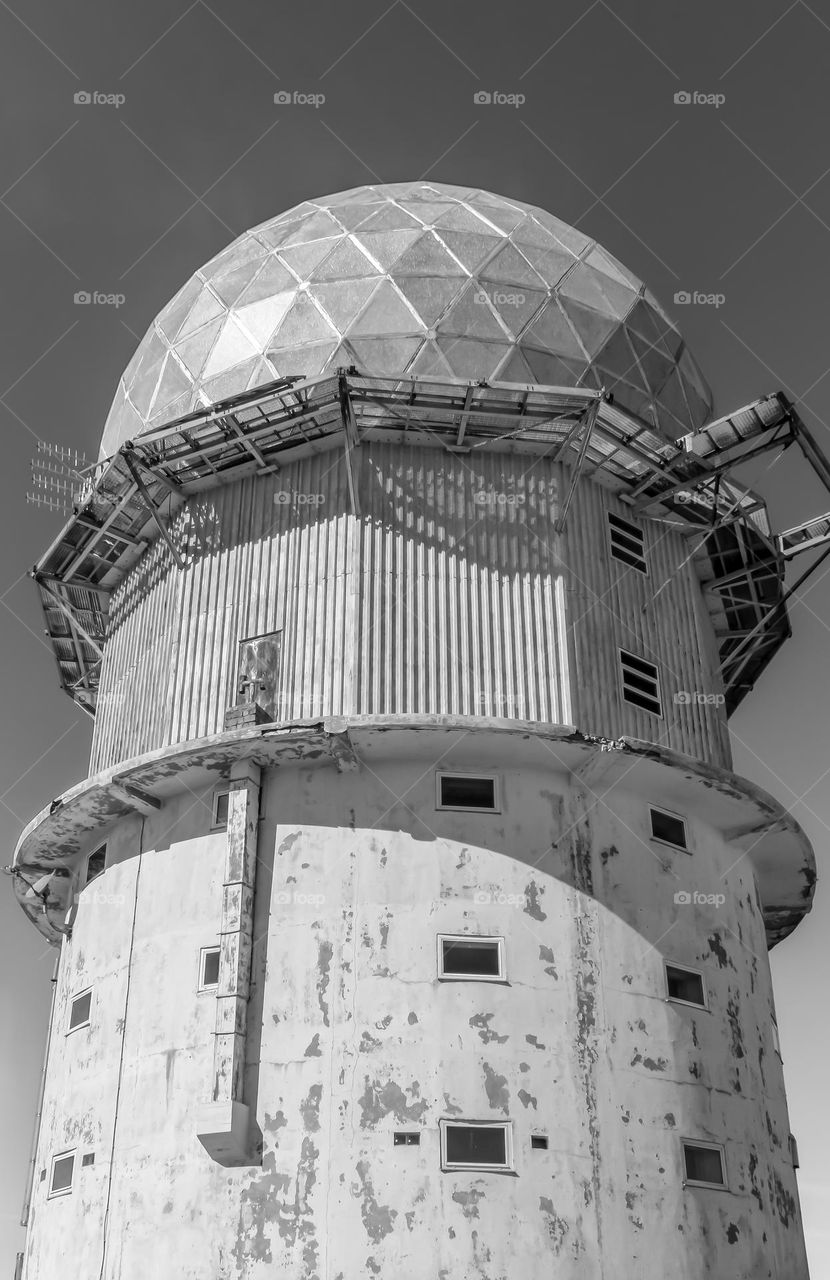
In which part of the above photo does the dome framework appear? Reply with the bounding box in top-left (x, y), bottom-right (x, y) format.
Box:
top-left (101, 183), bottom-right (714, 457)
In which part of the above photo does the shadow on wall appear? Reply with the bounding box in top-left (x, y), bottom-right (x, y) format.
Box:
top-left (104, 445), bottom-right (567, 636)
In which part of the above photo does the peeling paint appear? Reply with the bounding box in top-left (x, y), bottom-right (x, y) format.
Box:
top-left (300, 1084), bottom-right (322, 1132)
top-left (482, 1063), bottom-right (509, 1113)
top-left (523, 880), bottom-right (547, 921)
top-left (469, 1013), bottom-right (509, 1044)
top-left (452, 1188), bottom-right (485, 1220)
top-left (539, 1196), bottom-right (568, 1253)
top-left (317, 939), bottom-right (333, 1026)
top-left (354, 1160), bottom-right (397, 1242)
top-left (358, 1078), bottom-right (428, 1129)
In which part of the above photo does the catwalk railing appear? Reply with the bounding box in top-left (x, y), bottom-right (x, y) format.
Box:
top-left (31, 370), bottom-right (830, 717)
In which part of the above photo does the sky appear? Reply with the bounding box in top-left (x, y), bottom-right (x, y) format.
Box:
top-left (1, 0), bottom-right (829, 1271)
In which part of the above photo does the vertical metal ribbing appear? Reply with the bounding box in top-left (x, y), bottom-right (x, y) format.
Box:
top-left (91, 443), bottom-right (731, 772)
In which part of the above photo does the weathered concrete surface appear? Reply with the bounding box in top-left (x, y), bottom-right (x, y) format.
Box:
top-left (11, 719), bottom-right (815, 948)
top-left (20, 736), bottom-right (809, 1279)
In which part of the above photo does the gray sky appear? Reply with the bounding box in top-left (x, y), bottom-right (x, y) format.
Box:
top-left (1, 0), bottom-right (829, 1270)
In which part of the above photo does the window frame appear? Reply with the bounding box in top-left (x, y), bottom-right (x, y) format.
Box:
top-left (393, 1132), bottom-right (420, 1146)
top-left (437, 934), bottom-right (506, 983)
top-left (66, 987), bottom-right (93, 1034)
top-left (435, 772), bottom-right (501, 814)
top-left (48, 1149), bottom-right (76, 1199)
top-left (211, 787), bottom-right (231, 831)
top-left (619, 648), bottom-right (663, 717)
top-left (681, 1139), bottom-right (727, 1190)
top-left (607, 510), bottom-right (648, 576)
top-left (440, 1119), bottom-right (513, 1172)
top-left (665, 961), bottom-right (707, 1010)
top-left (82, 844), bottom-right (107, 888)
top-left (649, 804), bottom-right (689, 851)
top-left (198, 945), bottom-right (221, 992)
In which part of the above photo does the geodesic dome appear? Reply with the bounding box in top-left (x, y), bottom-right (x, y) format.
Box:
top-left (100, 182), bottom-right (713, 458)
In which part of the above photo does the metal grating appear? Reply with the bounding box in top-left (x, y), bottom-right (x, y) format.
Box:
top-left (31, 372), bottom-right (828, 718)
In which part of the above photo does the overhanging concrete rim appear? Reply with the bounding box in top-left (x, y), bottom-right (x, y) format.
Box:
top-left (11, 715), bottom-right (814, 946)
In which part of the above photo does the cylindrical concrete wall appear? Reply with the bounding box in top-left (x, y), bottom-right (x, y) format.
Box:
top-left (23, 734), bottom-right (805, 1280)
top-left (90, 445), bottom-right (731, 774)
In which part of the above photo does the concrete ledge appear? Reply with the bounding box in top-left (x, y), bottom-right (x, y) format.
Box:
top-left (11, 715), bottom-right (816, 949)
top-left (196, 1100), bottom-right (254, 1167)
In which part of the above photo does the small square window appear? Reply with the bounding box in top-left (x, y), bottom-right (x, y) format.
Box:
top-left (438, 936), bottom-right (505, 981)
top-left (81, 1153), bottom-right (95, 1168)
top-left (199, 946), bottom-right (221, 990)
top-left (531, 1135), bottom-right (548, 1150)
top-left (682, 1141), bottom-right (726, 1188)
top-left (84, 846), bottom-right (106, 887)
top-left (48, 1151), bottom-right (75, 1197)
top-left (394, 1132), bottom-right (420, 1146)
top-left (666, 964), bottom-right (706, 1008)
top-left (212, 789), bottom-right (230, 829)
top-left (437, 773), bottom-right (499, 812)
top-left (68, 989), bottom-right (92, 1032)
top-left (650, 807), bottom-right (688, 850)
top-left (619, 649), bottom-right (662, 717)
top-left (441, 1121), bottom-right (512, 1171)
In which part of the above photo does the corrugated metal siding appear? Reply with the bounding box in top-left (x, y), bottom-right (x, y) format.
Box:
top-left (90, 446), bottom-right (730, 774)
top-left (564, 480), bottom-right (731, 765)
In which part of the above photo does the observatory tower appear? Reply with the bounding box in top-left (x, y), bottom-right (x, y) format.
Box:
top-left (11, 183), bottom-right (825, 1279)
